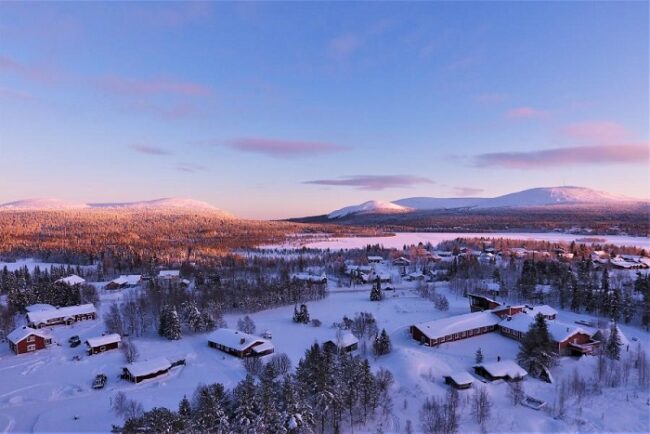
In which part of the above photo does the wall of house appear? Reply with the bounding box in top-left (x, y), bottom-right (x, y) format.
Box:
top-left (11, 335), bottom-right (46, 354)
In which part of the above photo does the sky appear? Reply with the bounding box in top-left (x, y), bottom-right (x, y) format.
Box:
top-left (0, 1), bottom-right (648, 219)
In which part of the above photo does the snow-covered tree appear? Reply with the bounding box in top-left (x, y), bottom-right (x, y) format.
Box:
top-left (232, 374), bottom-right (263, 433)
top-left (605, 322), bottom-right (622, 360)
top-left (517, 313), bottom-right (558, 378)
top-left (475, 347), bottom-right (484, 364)
top-left (373, 328), bottom-right (392, 356)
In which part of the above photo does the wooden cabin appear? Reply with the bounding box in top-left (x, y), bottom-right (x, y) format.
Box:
top-left (207, 328), bottom-right (274, 358)
top-left (86, 333), bottom-right (121, 355)
top-left (122, 357), bottom-right (172, 383)
top-left (26, 304), bottom-right (96, 328)
top-left (7, 326), bottom-right (51, 355)
top-left (444, 372), bottom-right (474, 389)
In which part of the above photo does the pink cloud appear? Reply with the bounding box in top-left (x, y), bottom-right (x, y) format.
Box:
top-left (328, 34), bottom-right (362, 59)
top-left (98, 76), bottom-right (212, 97)
top-left (0, 86), bottom-right (34, 101)
top-left (505, 106), bottom-right (547, 119)
top-left (0, 55), bottom-right (61, 83)
top-left (129, 144), bottom-right (172, 156)
top-left (229, 138), bottom-right (348, 158)
top-left (562, 121), bottom-right (629, 143)
top-left (471, 143), bottom-right (648, 169)
top-left (304, 175), bottom-right (434, 191)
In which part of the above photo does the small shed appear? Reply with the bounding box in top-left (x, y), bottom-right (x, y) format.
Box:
top-left (122, 357), bottom-right (172, 383)
top-left (444, 371), bottom-right (474, 389)
top-left (86, 333), bottom-right (121, 355)
top-left (323, 332), bottom-right (359, 353)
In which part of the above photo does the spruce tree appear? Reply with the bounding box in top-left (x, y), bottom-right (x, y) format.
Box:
top-left (370, 279), bottom-right (383, 301)
top-left (517, 313), bottom-right (558, 378)
top-left (233, 374), bottom-right (263, 434)
top-left (259, 364), bottom-right (286, 434)
top-left (605, 323), bottom-right (622, 360)
top-left (373, 329), bottom-right (392, 356)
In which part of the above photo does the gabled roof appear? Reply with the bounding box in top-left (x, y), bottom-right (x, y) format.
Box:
top-left (413, 311), bottom-right (501, 340)
top-left (86, 333), bottom-right (121, 348)
top-left (27, 303), bottom-right (96, 325)
top-left (7, 326), bottom-right (49, 344)
top-left (110, 275), bottom-right (141, 286)
top-left (56, 274), bottom-right (86, 286)
top-left (476, 360), bottom-right (527, 379)
top-left (446, 371), bottom-right (474, 386)
top-left (207, 328), bottom-right (271, 352)
top-left (124, 357), bottom-right (171, 377)
top-left (325, 332), bottom-right (359, 348)
top-left (499, 314), bottom-right (588, 343)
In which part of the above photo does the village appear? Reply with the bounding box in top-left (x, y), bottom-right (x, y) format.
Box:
top-left (0, 235), bottom-right (648, 433)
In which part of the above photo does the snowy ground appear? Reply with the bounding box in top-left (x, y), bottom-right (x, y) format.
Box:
top-left (263, 232), bottom-right (650, 250)
top-left (0, 274), bottom-right (649, 432)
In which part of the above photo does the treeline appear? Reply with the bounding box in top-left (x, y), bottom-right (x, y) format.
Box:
top-left (113, 343), bottom-right (394, 434)
top-left (0, 209), bottom-right (371, 268)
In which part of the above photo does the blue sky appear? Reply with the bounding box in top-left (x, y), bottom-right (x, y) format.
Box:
top-left (0, 1), bottom-right (648, 218)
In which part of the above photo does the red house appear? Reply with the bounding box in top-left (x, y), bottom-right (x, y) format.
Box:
top-left (7, 326), bottom-right (52, 355)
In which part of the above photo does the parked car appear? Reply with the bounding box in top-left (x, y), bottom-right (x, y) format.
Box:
top-left (70, 336), bottom-right (81, 347)
top-left (92, 374), bottom-right (107, 389)
top-left (68, 335), bottom-right (80, 344)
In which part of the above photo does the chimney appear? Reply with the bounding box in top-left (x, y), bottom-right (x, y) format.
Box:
top-left (240, 338), bottom-right (245, 345)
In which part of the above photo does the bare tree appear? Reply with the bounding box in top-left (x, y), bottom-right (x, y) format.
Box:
top-left (112, 391), bottom-right (144, 420)
top-left (472, 386), bottom-right (491, 427)
top-left (508, 379), bottom-right (525, 406)
top-left (242, 356), bottom-right (263, 377)
top-left (269, 353), bottom-right (291, 376)
top-left (121, 338), bottom-right (139, 364)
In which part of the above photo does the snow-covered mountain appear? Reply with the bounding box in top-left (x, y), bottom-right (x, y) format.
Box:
top-left (328, 200), bottom-right (412, 219)
top-left (0, 197), bottom-right (234, 217)
top-left (0, 198), bottom-right (89, 210)
top-left (329, 187), bottom-right (644, 219)
top-left (396, 187), bottom-right (638, 210)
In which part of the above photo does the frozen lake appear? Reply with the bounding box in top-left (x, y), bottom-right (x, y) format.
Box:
top-left (267, 232), bottom-right (650, 250)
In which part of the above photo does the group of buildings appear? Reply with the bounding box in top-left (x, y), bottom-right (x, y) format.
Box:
top-left (410, 294), bottom-right (601, 357)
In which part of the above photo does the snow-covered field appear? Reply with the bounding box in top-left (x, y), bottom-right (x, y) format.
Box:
top-left (0, 259), bottom-right (97, 273)
top-left (265, 232), bottom-right (650, 250)
top-left (1, 276), bottom-right (648, 433)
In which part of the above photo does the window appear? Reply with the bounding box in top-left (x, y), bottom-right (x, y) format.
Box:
top-left (100, 346), bottom-right (106, 352)
top-left (27, 335), bottom-right (35, 342)
top-left (27, 344), bottom-right (36, 352)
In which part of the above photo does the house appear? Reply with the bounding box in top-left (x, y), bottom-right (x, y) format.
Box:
top-left (7, 326), bottom-right (52, 355)
top-left (158, 270), bottom-right (180, 280)
top-left (392, 257), bottom-right (411, 266)
top-left (26, 304), bottom-right (97, 328)
top-left (444, 371), bottom-right (474, 389)
top-left (86, 333), bottom-right (121, 355)
top-left (323, 332), bottom-right (359, 353)
top-left (474, 360), bottom-right (527, 382)
top-left (404, 271), bottom-right (425, 281)
top-left (410, 311), bottom-right (501, 346)
top-left (56, 274), bottom-right (86, 286)
top-left (207, 328), bottom-right (274, 358)
top-left (122, 357), bottom-right (172, 383)
top-left (491, 305), bottom-right (526, 319)
top-left (498, 314), bottom-right (599, 356)
top-left (367, 255), bottom-right (383, 264)
top-left (468, 293), bottom-right (501, 312)
top-left (106, 275), bottom-right (141, 290)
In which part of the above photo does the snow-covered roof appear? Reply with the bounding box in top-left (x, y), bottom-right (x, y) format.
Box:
top-left (110, 275), bottom-right (141, 286)
top-left (413, 311), bottom-right (501, 340)
top-left (476, 360), bottom-right (527, 379)
top-left (7, 326), bottom-right (48, 344)
top-left (325, 332), bottom-right (359, 348)
top-left (499, 314), bottom-right (588, 343)
top-left (158, 270), bottom-right (180, 278)
top-left (526, 305), bottom-right (558, 317)
top-left (446, 371), bottom-right (474, 385)
top-left (292, 272), bottom-right (326, 282)
top-left (86, 333), bottom-right (121, 348)
top-left (251, 341), bottom-right (274, 354)
top-left (27, 303), bottom-right (96, 325)
top-left (25, 303), bottom-right (55, 312)
top-left (367, 256), bottom-right (383, 261)
top-left (56, 274), bottom-right (86, 286)
top-left (207, 328), bottom-right (270, 351)
top-left (124, 357), bottom-right (171, 377)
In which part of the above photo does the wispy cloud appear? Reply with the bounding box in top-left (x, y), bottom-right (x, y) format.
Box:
top-left (452, 186), bottom-right (484, 196)
top-left (228, 138), bottom-right (348, 158)
top-left (97, 76), bottom-right (212, 97)
top-left (505, 106), bottom-right (547, 119)
top-left (0, 55), bottom-right (61, 83)
top-left (328, 34), bottom-right (362, 60)
top-left (129, 143), bottom-right (172, 156)
top-left (304, 175), bottom-right (434, 191)
top-left (562, 121), bottom-right (629, 143)
top-left (175, 162), bottom-right (207, 173)
top-left (470, 144), bottom-right (648, 169)
top-left (0, 86), bottom-right (34, 101)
